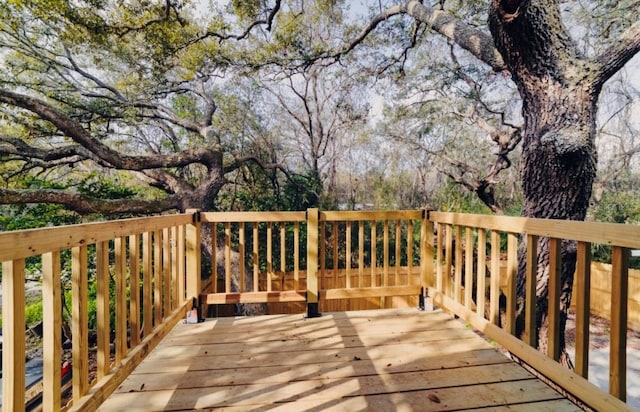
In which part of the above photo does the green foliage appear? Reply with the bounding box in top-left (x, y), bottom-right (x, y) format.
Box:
top-left (431, 180), bottom-right (492, 214)
top-left (592, 190), bottom-right (640, 224)
top-left (78, 172), bottom-right (138, 200)
top-left (25, 300), bottom-right (43, 327)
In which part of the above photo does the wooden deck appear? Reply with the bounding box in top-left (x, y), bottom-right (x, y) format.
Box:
top-left (98, 309), bottom-right (581, 411)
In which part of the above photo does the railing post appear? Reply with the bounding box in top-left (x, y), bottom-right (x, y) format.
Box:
top-left (306, 208), bottom-right (321, 318)
top-left (420, 209), bottom-right (434, 310)
top-left (186, 209), bottom-right (202, 307)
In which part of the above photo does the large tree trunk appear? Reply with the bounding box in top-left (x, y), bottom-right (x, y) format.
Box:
top-left (489, 0), bottom-right (598, 366)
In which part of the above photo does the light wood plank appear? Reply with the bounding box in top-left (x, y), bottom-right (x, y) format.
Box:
top-left (185, 210), bottom-right (201, 300)
top-left (239, 222), bottom-right (245, 292)
top-left (306, 208), bottom-right (319, 305)
top-left (430, 289), bottom-right (630, 412)
top-left (464, 227), bottom-right (474, 308)
top-left (42, 252), bottom-right (62, 412)
top-left (610, 246), bottom-right (629, 401)
top-left (490, 230), bottom-right (501, 325)
top-left (115, 237), bottom-right (128, 364)
top-left (0, 213), bottom-right (192, 262)
top-left (454, 225), bottom-right (463, 303)
top-left (476, 229), bottom-right (487, 318)
top-left (506, 232), bottom-right (518, 335)
top-left (96, 241), bottom-right (111, 378)
top-left (525, 234), bottom-right (538, 347)
top-left (225, 222), bottom-right (232, 293)
top-left (574, 241), bottom-right (591, 378)
top-left (153, 229), bottom-right (163, 326)
top-left (429, 211), bottom-right (640, 249)
top-left (72, 245), bottom-right (89, 401)
top-left (99, 309), bottom-right (577, 412)
top-left (142, 232), bottom-right (152, 338)
top-left (129, 234), bottom-right (141, 346)
top-left (548, 237), bottom-right (561, 361)
top-left (324, 285), bottom-right (421, 300)
top-left (163, 227), bottom-right (171, 317)
top-left (2, 259), bottom-right (26, 412)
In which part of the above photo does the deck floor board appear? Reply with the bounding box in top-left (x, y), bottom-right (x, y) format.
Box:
top-left (99, 309), bottom-right (580, 411)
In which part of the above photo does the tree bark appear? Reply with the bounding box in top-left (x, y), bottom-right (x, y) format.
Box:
top-left (489, 0), bottom-right (598, 366)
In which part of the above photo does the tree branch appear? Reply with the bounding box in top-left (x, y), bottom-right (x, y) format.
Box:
top-left (344, 1), bottom-right (506, 71)
top-left (0, 89), bottom-right (218, 170)
top-left (0, 188), bottom-right (181, 215)
top-left (0, 135), bottom-right (97, 163)
top-left (594, 20), bottom-right (640, 88)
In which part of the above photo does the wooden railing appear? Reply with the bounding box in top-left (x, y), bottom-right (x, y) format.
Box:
top-left (0, 213), bottom-right (199, 411)
top-left (199, 209), bottom-right (430, 317)
top-left (1, 209), bottom-right (638, 411)
top-left (428, 211), bottom-right (638, 412)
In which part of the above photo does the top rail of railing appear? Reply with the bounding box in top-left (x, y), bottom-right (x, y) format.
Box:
top-left (430, 211), bottom-right (640, 248)
top-left (0, 213), bottom-right (192, 262)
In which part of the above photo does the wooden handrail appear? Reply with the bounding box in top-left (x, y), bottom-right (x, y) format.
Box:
top-left (1, 212), bottom-right (195, 412)
top-left (428, 211), bottom-right (636, 410)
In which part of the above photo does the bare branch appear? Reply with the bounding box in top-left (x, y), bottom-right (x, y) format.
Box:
top-left (344, 1), bottom-right (506, 71)
top-left (0, 88), bottom-right (218, 170)
top-left (0, 135), bottom-right (97, 163)
top-left (186, 0), bottom-right (281, 45)
top-left (594, 20), bottom-right (640, 88)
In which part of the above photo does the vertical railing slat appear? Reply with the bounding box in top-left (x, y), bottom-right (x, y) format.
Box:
top-left (294, 221), bottom-right (300, 290)
top-left (163, 227), bottom-right (171, 318)
top-left (281, 222), bottom-right (286, 290)
top-left (72, 245), bottom-right (89, 401)
top-left (383, 220), bottom-right (390, 289)
top-left (153, 229), bottom-right (162, 327)
top-left (436, 224), bottom-right (444, 292)
top-left (177, 225), bottom-right (186, 303)
top-left (266, 222), bottom-right (272, 292)
top-left (525, 234), bottom-right (538, 347)
top-left (42, 252), bottom-right (62, 412)
top-left (142, 232), bottom-right (152, 337)
top-left (548, 237), bottom-right (562, 361)
top-left (610, 246), bottom-right (629, 401)
top-left (253, 222), bottom-right (259, 292)
top-left (239, 222), bottom-right (246, 293)
top-left (464, 227), bottom-right (474, 309)
top-left (574, 241), bottom-right (591, 378)
top-left (96, 240), bottom-right (111, 378)
top-left (171, 227), bottom-right (179, 309)
top-left (225, 222), bottom-right (232, 293)
top-left (454, 225), bottom-right (463, 304)
top-left (444, 224), bottom-right (453, 298)
top-left (333, 222), bottom-right (339, 287)
top-left (407, 219), bottom-right (414, 285)
top-left (506, 233), bottom-right (518, 335)
top-left (358, 220), bottom-right (364, 287)
top-left (395, 220), bottom-right (401, 283)
top-left (129, 234), bottom-right (140, 346)
top-left (489, 230), bottom-right (501, 325)
top-left (2, 259), bottom-right (26, 412)
top-left (346, 221), bottom-right (352, 289)
top-left (319, 221), bottom-right (325, 290)
top-left (371, 220), bottom-right (377, 287)
top-left (115, 237), bottom-right (128, 364)
top-left (212, 223), bottom-right (217, 293)
top-left (476, 229), bottom-right (487, 319)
